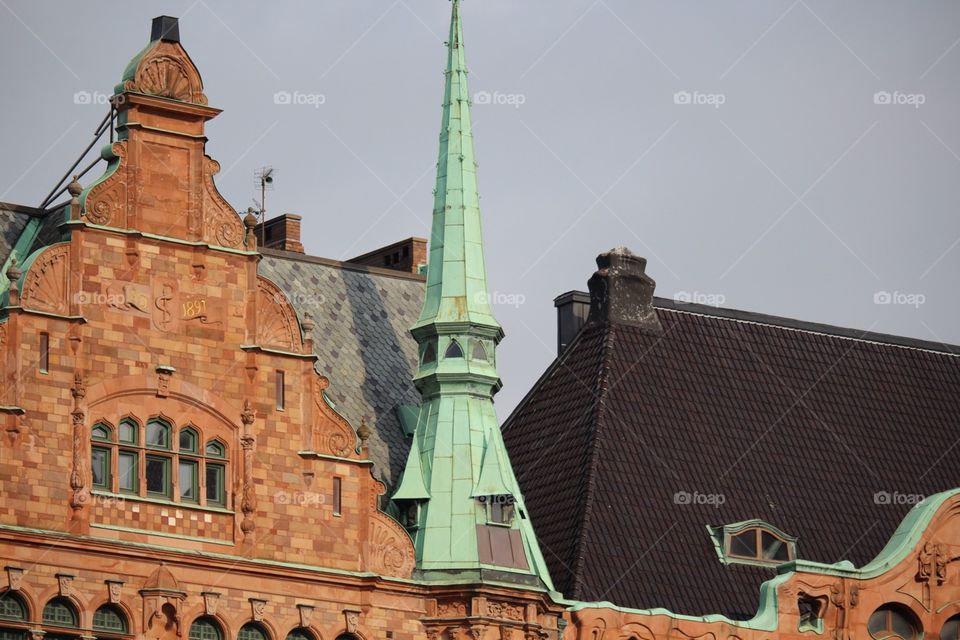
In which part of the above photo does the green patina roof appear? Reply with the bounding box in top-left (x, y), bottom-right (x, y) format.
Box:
top-left (392, 0), bottom-right (553, 591)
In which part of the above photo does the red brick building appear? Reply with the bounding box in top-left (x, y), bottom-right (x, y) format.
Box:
top-left (0, 6), bottom-right (957, 640)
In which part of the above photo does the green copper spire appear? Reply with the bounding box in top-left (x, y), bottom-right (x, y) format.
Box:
top-left (392, 0), bottom-right (554, 590)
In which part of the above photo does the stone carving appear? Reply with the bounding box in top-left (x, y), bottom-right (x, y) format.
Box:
top-left (240, 400), bottom-right (257, 535)
top-left (83, 142), bottom-right (127, 227)
top-left (297, 604), bottom-right (314, 628)
top-left (201, 157), bottom-right (244, 249)
top-left (107, 580), bottom-right (123, 604)
top-left (343, 608), bottom-right (361, 633)
top-left (619, 623), bottom-right (655, 640)
top-left (918, 542), bottom-right (947, 585)
top-left (487, 602), bottom-right (524, 622)
top-left (6, 567), bottom-right (23, 591)
top-left (425, 627), bottom-right (445, 640)
top-left (202, 592), bottom-right (220, 615)
top-left (123, 40), bottom-right (207, 105)
top-left (666, 630), bottom-right (714, 640)
top-left (57, 573), bottom-right (76, 597)
top-left (313, 377), bottom-right (358, 458)
top-left (256, 278), bottom-right (302, 350)
top-left (69, 373), bottom-right (89, 511)
top-left (20, 244), bottom-right (70, 314)
top-left (436, 601), bottom-right (468, 618)
top-left (250, 598), bottom-right (267, 622)
top-left (140, 565), bottom-right (185, 640)
top-left (365, 516), bottom-right (416, 578)
top-left (471, 625), bottom-right (487, 640)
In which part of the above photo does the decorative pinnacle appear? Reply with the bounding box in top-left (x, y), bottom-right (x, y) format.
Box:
top-left (67, 175), bottom-right (83, 198)
top-left (243, 208), bottom-right (258, 230)
top-left (6, 257), bottom-right (21, 283)
top-left (357, 418), bottom-right (371, 445)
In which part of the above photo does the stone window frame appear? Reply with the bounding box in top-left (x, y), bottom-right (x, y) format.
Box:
top-left (92, 604), bottom-right (130, 637)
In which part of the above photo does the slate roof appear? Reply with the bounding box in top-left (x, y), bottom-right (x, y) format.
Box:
top-left (259, 249), bottom-right (424, 489)
top-left (0, 204), bottom-right (34, 262)
top-left (502, 295), bottom-right (960, 618)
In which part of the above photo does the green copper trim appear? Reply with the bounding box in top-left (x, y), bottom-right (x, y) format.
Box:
top-left (392, 431), bottom-right (430, 501)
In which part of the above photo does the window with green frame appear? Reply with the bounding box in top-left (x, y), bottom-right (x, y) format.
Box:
top-left (92, 605), bottom-right (128, 635)
top-left (188, 617), bottom-right (222, 640)
top-left (91, 417), bottom-right (229, 507)
top-left (0, 592), bottom-right (26, 621)
top-left (238, 623), bottom-right (268, 640)
top-left (286, 629), bottom-right (314, 640)
top-left (42, 598), bottom-right (78, 627)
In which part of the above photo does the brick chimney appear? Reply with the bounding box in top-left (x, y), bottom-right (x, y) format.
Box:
top-left (347, 238), bottom-right (427, 274)
top-left (586, 247), bottom-right (662, 333)
top-left (554, 291), bottom-right (591, 355)
top-left (254, 214), bottom-right (304, 253)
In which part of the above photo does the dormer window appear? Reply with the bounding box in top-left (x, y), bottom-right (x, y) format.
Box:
top-left (708, 520), bottom-right (797, 566)
top-left (482, 494), bottom-right (515, 526)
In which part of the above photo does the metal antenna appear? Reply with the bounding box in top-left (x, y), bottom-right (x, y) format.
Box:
top-left (254, 167), bottom-right (274, 246)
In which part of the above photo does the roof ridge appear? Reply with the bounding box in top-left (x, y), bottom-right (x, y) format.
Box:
top-left (260, 248), bottom-right (426, 282)
top-left (568, 322), bottom-right (617, 599)
top-left (654, 297), bottom-right (959, 356)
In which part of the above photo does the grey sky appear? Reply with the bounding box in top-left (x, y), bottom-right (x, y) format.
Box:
top-left (1, 1), bottom-right (959, 418)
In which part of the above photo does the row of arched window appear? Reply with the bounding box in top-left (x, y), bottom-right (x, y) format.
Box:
top-left (91, 417), bottom-right (228, 507)
top-left (0, 593), bottom-right (333, 640)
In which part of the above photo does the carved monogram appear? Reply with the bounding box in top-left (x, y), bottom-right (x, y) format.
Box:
top-left (20, 244), bottom-right (70, 314)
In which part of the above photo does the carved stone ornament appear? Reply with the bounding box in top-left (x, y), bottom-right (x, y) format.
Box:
top-left (56, 573), bottom-right (75, 597)
top-left (297, 604), bottom-right (314, 628)
top-left (107, 580), bottom-right (124, 604)
top-left (5, 567), bottom-right (23, 591)
top-left (250, 599), bottom-right (267, 622)
top-left (312, 377), bottom-right (358, 459)
top-left (256, 278), bottom-right (302, 351)
top-left (471, 625), bottom-right (487, 640)
top-left (425, 627), bottom-right (445, 640)
top-left (343, 608), bottom-right (361, 634)
top-left (436, 601), bottom-right (468, 618)
top-left (202, 592), bottom-right (221, 616)
top-left (20, 244), bottom-right (70, 314)
top-left (487, 602), bottom-right (524, 622)
top-left (123, 40), bottom-right (207, 105)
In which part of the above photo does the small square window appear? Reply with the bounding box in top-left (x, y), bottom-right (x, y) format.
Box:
top-left (179, 460), bottom-right (198, 502)
top-left (118, 452), bottom-right (137, 493)
top-left (146, 456), bottom-right (170, 496)
top-left (206, 463), bottom-right (225, 506)
top-left (91, 447), bottom-right (110, 489)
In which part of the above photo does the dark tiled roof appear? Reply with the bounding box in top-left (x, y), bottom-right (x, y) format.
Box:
top-left (259, 250), bottom-right (424, 490)
top-left (0, 204), bottom-right (34, 263)
top-left (503, 299), bottom-right (960, 618)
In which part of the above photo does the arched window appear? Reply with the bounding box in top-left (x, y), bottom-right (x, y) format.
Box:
top-left (0, 591), bottom-right (28, 640)
top-left (471, 340), bottom-right (488, 362)
top-left (42, 598), bottom-right (78, 628)
top-left (238, 623), bottom-right (268, 640)
top-left (90, 417), bottom-right (229, 507)
top-left (286, 629), bottom-right (315, 640)
top-left (421, 341), bottom-right (437, 365)
top-left (942, 614), bottom-right (960, 640)
top-left (709, 521), bottom-right (796, 566)
top-left (188, 617), bottom-right (222, 640)
top-left (444, 339), bottom-right (463, 359)
top-left (93, 605), bottom-right (128, 635)
top-left (868, 604), bottom-right (921, 640)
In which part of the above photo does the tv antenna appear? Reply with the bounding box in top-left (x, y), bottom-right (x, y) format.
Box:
top-left (254, 167), bottom-right (274, 246)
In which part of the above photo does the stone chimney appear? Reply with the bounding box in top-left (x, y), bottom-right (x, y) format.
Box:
top-left (586, 247), bottom-right (662, 333)
top-left (554, 290), bottom-right (591, 355)
top-left (254, 214), bottom-right (304, 253)
top-left (346, 238), bottom-right (427, 274)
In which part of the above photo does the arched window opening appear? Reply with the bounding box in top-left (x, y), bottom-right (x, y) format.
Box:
top-left (286, 629), bottom-right (315, 640)
top-left (718, 522), bottom-right (795, 565)
top-left (942, 614), bottom-right (960, 640)
top-left (0, 592), bottom-right (27, 622)
top-left (444, 340), bottom-right (464, 359)
top-left (471, 340), bottom-right (488, 362)
top-left (188, 617), bottom-right (222, 640)
top-left (421, 341), bottom-right (437, 365)
top-left (92, 605), bottom-right (128, 635)
top-left (868, 604), bottom-right (921, 640)
top-left (238, 623), bottom-right (268, 640)
top-left (42, 598), bottom-right (78, 628)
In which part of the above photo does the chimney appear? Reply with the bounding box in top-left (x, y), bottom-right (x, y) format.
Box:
top-left (254, 214), bottom-right (304, 253)
top-left (554, 291), bottom-right (591, 355)
top-left (586, 247), bottom-right (662, 333)
top-left (346, 238), bottom-right (428, 274)
top-left (150, 16), bottom-right (181, 43)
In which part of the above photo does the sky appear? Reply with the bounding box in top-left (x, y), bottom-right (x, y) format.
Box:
top-left (1, 1), bottom-right (959, 418)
